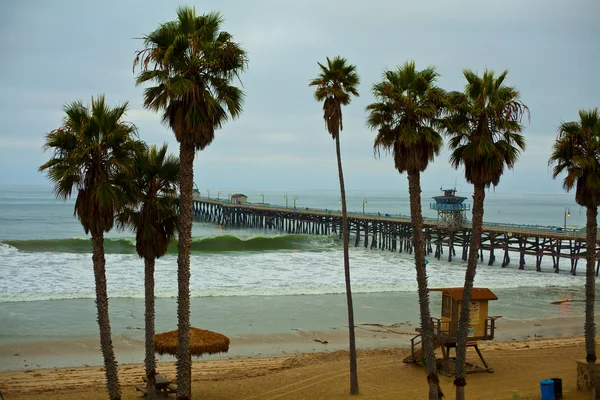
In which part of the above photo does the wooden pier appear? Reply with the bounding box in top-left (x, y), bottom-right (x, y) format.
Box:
top-left (192, 195), bottom-right (600, 276)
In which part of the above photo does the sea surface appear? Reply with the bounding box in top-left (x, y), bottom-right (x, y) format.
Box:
top-left (0, 185), bottom-right (596, 369)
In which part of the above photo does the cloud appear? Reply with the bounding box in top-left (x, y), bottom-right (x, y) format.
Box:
top-left (1, 0), bottom-right (599, 194)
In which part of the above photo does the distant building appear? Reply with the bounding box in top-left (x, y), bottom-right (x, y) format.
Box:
top-left (230, 193), bottom-right (248, 204)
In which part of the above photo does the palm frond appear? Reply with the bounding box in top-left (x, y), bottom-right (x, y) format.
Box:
top-left (366, 61), bottom-right (445, 174)
top-left (309, 56), bottom-right (360, 139)
top-left (40, 96), bottom-right (139, 234)
top-left (445, 69), bottom-right (527, 187)
top-left (134, 7), bottom-right (247, 148)
top-left (550, 108), bottom-right (600, 207)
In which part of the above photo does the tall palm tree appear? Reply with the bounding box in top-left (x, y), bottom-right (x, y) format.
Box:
top-left (134, 8), bottom-right (247, 399)
top-left (366, 61), bottom-right (445, 400)
top-left (117, 144), bottom-right (179, 400)
top-left (445, 69), bottom-right (528, 400)
top-left (549, 108), bottom-right (600, 398)
top-left (309, 56), bottom-right (360, 395)
top-left (39, 95), bottom-right (139, 400)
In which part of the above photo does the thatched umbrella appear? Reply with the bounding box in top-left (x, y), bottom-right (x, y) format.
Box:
top-left (154, 327), bottom-right (230, 357)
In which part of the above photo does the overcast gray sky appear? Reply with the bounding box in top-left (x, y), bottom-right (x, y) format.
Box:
top-left (1, 0), bottom-right (598, 194)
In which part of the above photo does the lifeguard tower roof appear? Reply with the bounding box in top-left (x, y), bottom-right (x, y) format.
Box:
top-left (429, 287), bottom-right (498, 301)
top-left (432, 188), bottom-right (467, 205)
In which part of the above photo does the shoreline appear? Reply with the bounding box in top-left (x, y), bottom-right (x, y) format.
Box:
top-left (0, 336), bottom-right (596, 399)
top-left (0, 312), bottom-right (594, 371)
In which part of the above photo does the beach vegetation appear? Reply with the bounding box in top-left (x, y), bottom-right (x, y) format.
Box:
top-left (116, 143), bottom-right (179, 399)
top-left (310, 56), bottom-right (361, 395)
top-left (549, 107), bottom-right (600, 398)
top-left (133, 7), bottom-right (248, 398)
top-left (366, 60), bottom-right (446, 400)
top-left (445, 69), bottom-right (528, 400)
top-left (39, 95), bottom-right (141, 400)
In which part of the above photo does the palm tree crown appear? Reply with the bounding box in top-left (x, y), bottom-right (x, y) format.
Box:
top-left (134, 7), bottom-right (248, 149)
top-left (39, 95), bottom-right (139, 234)
top-left (117, 144), bottom-right (179, 260)
top-left (446, 69), bottom-right (528, 186)
top-left (550, 108), bottom-right (600, 208)
top-left (367, 61), bottom-right (445, 173)
top-left (309, 56), bottom-right (360, 138)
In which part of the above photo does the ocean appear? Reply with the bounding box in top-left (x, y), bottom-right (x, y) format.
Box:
top-left (0, 185), bottom-right (595, 370)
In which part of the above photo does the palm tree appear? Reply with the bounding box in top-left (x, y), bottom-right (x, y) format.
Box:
top-left (39, 95), bottom-right (139, 400)
top-left (309, 56), bottom-right (360, 395)
top-left (117, 144), bottom-right (179, 400)
top-left (549, 108), bottom-right (600, 398)
top-left (366, 61), bottom-right (445, 400)
top-left (445, 69), bottom-right (528, 400)
top-left (134, 8), bottom-right (247, 398)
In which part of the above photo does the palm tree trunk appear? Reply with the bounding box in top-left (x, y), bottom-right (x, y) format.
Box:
top-left (454, 183), bottom-right (485, 400)
top-left (334, 133), bottom-right (359, 395)
top-left (176, 142), bottom-right (194, 400)
top-left (585, 205), bottom-right (598, 398)
top-left (407, 171), bottom-right (441, 400)
top-left (91, 232), bottom-right (121, 400)
top-left (144, 257), bottom-right (157, 400)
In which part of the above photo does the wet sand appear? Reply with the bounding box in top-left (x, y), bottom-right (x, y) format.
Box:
top-left (1, 313), bottom-right (599, 399)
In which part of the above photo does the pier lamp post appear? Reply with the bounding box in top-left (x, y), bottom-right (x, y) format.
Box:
top-left (260, 193), bottom-right (264, 204)
top-left (218, 192), bottom-right (222, 200)
top-left (294, 196), bottom-right (299, 208)
top-left (564, 207), bottom-right (571, 231)
top-left (206, 189), bottom-right (210, 198)
top-left (284, 194), bottom-right (288, 208)
top-left (363, 199), bottom-right (368, 214)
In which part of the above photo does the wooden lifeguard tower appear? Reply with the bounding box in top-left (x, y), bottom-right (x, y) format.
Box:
top-left (404, 287), bottom-right (499, 376)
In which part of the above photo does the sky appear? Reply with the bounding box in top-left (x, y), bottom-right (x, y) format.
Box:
top-left (1, 0), bottom-right (598, 195)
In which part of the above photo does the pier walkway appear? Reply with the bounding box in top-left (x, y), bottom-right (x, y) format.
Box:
top-left (192, 195), bottom-right (600, 276)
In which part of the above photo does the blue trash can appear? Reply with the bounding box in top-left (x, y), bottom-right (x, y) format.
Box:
top-left (540, 379), bottom-right (555, 400)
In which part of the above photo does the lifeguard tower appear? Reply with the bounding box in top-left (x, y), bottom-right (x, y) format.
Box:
top-left (429, 188), bottom-right (470, 229)
top-left (404, 287), bottom-right (499, 376)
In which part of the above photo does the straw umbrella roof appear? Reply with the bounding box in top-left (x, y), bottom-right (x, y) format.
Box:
top-left (154, 327), bottom-right (230, 357)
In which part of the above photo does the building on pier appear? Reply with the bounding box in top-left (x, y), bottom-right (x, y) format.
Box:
top-left (231, 194), bottom-right (248, 204)
top-left (430, 188), bottom-right (470, 229)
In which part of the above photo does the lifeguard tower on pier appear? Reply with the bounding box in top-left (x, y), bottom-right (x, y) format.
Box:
top-left (430, 188), bottom-right (470, 229)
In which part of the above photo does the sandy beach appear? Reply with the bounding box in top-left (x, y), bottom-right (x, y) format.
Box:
top-left (0, 334), bottom-right (597, 400)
